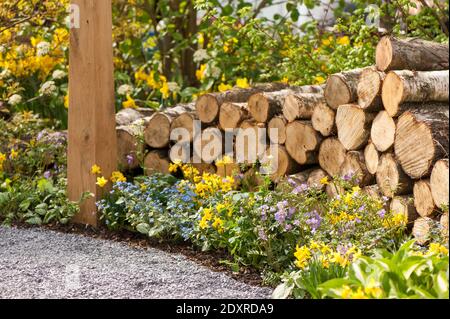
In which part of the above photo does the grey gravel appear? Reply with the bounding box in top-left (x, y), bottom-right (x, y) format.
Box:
top-left (0, 226), bottom-right (272, 299)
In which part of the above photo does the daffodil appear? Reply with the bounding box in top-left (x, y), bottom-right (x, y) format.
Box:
top-left (160, 81), bottom-right (170, 99)
top-left (236, 78), bottom-right (249, 89)
top-left (123, 94), bottom-right (137, 109)
top-left (218, 83), bottom-right (232, 92)
top-left (294, 245), bottom-right (311, 269)
top-left (196, 64), bottom-right (207, 81)
top-left (96, 176), bottom-right (108, 188)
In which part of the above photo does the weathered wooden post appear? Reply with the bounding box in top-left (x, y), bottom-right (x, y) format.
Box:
top-left (68, 0), bottom-right (117, 226)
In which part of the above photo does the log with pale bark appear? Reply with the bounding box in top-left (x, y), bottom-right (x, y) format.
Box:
top-left (340, 150), bottom-right (374, 186)
top-left (390, 196), bottom-right (419, 225)
top-left (115, 107), bottom-right (154, 126)
top-left (288, 168), bottom-right (317, 185)
top-left (144, 104), bottom-right (195, 148)
top-left (219, 102), bottom-right (250, 130)
top-left (282, 93), bottom-right (325, 122)
top-left (370, 111), bottom-right (396, 152)
top-left (259, 145), bottom-right (301, 182)
top-left (364, 142), bottom-right (379, 175)
top-left (267, 116), bottom-right (287, 144)
top-left (412, 217), bottom-right (434, 245)
top-left (357, 67), bottom-right (385, 112)
top-left (285, 121), bottom-right (322, 165)
top-left (196, 82), bottom-right (288, 124)
top-left (306, 168), bottom-right (328, 190)
top-left (376, 153), bottom-right (413, 198)
top-left (375, 36), bottom-right (449, 72)
top-left (382, 70), bottom-right (449, 117)
top-left (248, 85), bottom-right (323, 123)
top-left (324, 69), bottom-right (362, 109)
top-left (170, 103), bottom-right (197, 142)
top-left (394, 105), bottom-right (449, 179)
top-left (144, 149), bottom-right (171, 175)
top-left (318, 137), bottom-right (347, 177)
top-left (311, 103), bottom-right (336, 137)
top-left (336, 104), bottom-right (375, 150)
top-left (413, 179), bottom-right (436, 217)
top-left (430, 159), bottom-right (449, 209)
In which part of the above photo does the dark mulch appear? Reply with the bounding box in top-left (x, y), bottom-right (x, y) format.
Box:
top-left (8, 221), bottom-right (268, 288)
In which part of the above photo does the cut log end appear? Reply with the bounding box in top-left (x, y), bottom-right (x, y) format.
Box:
top-left (144, 113), bottom-right (172, 148)
top-left (412, 217), bottom-right (433, 245)
top-left (318, 138), bottom-right (347, 177)
top-left (196, 94), bottom-right (220, 124)
top-left (430, 159), bottom-right (449, 208)
top-left (336, 104), bottom-right (374, 150)
top-left (375, 36), bottom-right (393, 72)
top-left (248, 93), bottom-right (271, 123)
top-left (219, 102), bottom-right (248, 130)
top-left (268, 116), bottom-right (287, 144)
top-left (357, 68), bottom-right (384, 111)
top-left (324, 76), bottom-right (351, 109)
top-left (311, 103), bottom-right (336, 137)
top-left (376, 153), bottom-right (412, 198)
top-left (285, 121), bottom-right (322, 165)
top-left (371, 111), bottom-right (396, 152)
top-left (144, 150), bottom-right (171, 175)
top-left (390, 196), bottom-right (419, 225)
top-left (259, 145), bottom-right (300, 182)
top-left (382, 71), bottom-right (404, 117)
top-left (364, 142), bottom-right (379, 175)
top-left (340, 151), bottom-right (374, 186)
top-left (413, 180), bottom-right (436, 217)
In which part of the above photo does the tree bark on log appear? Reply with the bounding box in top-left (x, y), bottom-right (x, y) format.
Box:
top-left (382, 70), bottom-right (449, 117)
top-left (394, 105), bottom-right (449, 179)
top-left (285, 121), bottom-right (322, 165)
top-left (288, 168), bottom-right (317, 185)
top-left (430, 159), bottom-right (449, 209)
top-left (248, 85), bottom-right (323, 123)
top-left (390, 196), bottom-right (419, 225)
top-left (357, 67), bottom-right (385, 112)
top-left (282, 93), bottom-right (325, 122)
top-left (371, 110), bottom-right (396, 152)
top-left (376, 153), bottom-right (413, 198)
top-left (195, 82), bottom-right (288, 124)
top-left (311, 103), bottom-right (336, 137)
top-left (364, 142), bottom-right (379, 175)
top-left (340, 150), bottom-right (375, 186)
top-left (324, 69), bottom-right (363, 109)
top-left (413, 179), bottom-right (436, 217)
top-left (375, 36), bottom-right (449, 72)
top-left (318, 137), bottom-right (347, 177)
top-left (259, 145), bottom-right (301, 182)
top-left (144, 149), bottom-right (171, 175)
top-left (336, 104), bottom-right (375, 150)
top-left (267, 116), bottom-right (287, 144)
top-left (115, 107), bottom-right (155, 126)
top-left (219, 102), bottom-right (250, 130)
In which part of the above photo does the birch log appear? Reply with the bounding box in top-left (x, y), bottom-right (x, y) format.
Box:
top-left (430, 159), bottom-right (449, 208)
top-left (285, 121), bottom-right (322, 165)
top-left (370, 111), bottom-right (396, 152)
top-left (413, 179), bottom-right (436, 217)
top-left (336, 104), bottom-right (375, 150)
top-left (376, 153), bottom-right (413, 198)
top-left (311, 102), bottom-right (336, 136)
top-left (318, 137), bottom-right (347, 177)
top-left (357, 67), bottom-right (385, 112)
top-left (324, 69), bottom-right (362, 109)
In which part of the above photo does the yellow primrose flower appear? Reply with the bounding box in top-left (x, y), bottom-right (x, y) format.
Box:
top-left (9, 149), bottom-right (18, 160)
top-left (123, 94), bottom-right (137, 109)
top-left (320, 176), bottom-right (329, 185)
top-left (428, 243), bottom-right (449, 256)
top-left (337, 36), bottom-right (350, 46)
top-left (91, 164), bottom-right (102, 175)
top-left (96, 176), bottom-right (108, 188)
top-left (160, 81), bottom-right (170, 99)
top-left (321, 37), bottom-right (331, 46)
top-left (218, 83), bottom-right (232, 92)
top-left (236, 78), bottom-right (249, 89)
top-left (314, 75), bottom-right (326, 84)
top-left (110, 171), bottom-right (126, 183)
top-left (196, 64), bottom-right (207, 81)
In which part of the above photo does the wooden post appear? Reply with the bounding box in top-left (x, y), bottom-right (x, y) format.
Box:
top-left (68, 0), bottom-right (116, 226)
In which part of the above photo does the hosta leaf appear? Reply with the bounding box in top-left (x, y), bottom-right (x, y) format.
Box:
top-left (26, 216), bottom-right (42, 225)
top-left (272, 282), bottom-right (293, 299)
top-left (135, 223), bottom-right (150, 234)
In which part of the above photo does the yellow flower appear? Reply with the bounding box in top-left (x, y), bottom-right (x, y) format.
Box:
top-left (428, 243), bottom-right (449, 256)
top-left (320, 176), bottom-right (329, 185)
top-left (169, 162), bottom-right (180, 173)
top-left (96, 176), bottom-right (108, 188)
top-left (216, 203), bottom-right (226, 212)
top-left (123, 94), bottom-right (137, 109)
top-left (337, 36), bottom-right (350, 46)
top-left (196, 64), bottom-right (207, 81)
top-left (160, 81), bottom-right (170, 99)
top-left (294, 245), bottom-right (311, 269)
top-left (236, 78), bottom-right (249, 89)
top-left (91, 164), bottom-right (102, 175)
top-left (321, 37), bottom-right (331, 46)
top-left (203, 208), bottom-right (213, 221)
top-left (352, 186), bottom-right (361, 194)
top-left (134, 68), bottom-right (148, 82)
top-left (64, 93), bottom-right (69, 109)
top-left (281, 77), bottom-right (289, 84)
top-left (218, 83), bottom-right (232, 92)
top-left (314, 75), bottom-right (326, 84)
top-left (364, 279), bottom-right (383, 298)
top-left (212, 217), bottom-right (224, 231)
top-left (330, 252), bottom-right (348, 267)
top-left (341, 285), bottom-right (353, 299)
top-left (0, 152), bottom-right (7, 163)
top-left (9, 149), bottom-right (18, 160)
top-left (110, 171), bottom-right (126, 183)
top-left (351, 287), bottom-right (368, 299)
top-left (199, 217), bottom-right (209, 229)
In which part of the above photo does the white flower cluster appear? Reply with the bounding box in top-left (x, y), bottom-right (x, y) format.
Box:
top-left (8, 94), bottom-right (23, 106)
top-left (36, 41), bottom-right (51, 56)
top-left (39, 81), bottom-right (57, 96)
top-left (117, 84), bottom-right (133, 96)
top-left (193, 49), bottom-right (209, 62)
top-left (0, 69), bottom-right (11, 80)
top-left (167, 82), bottom-right (180, 92)
top-left (52, 70), bottom-right (67, 80)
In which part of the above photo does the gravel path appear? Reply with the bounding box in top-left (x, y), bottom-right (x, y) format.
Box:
top-left (0, 226), bottom-right (272, 299)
